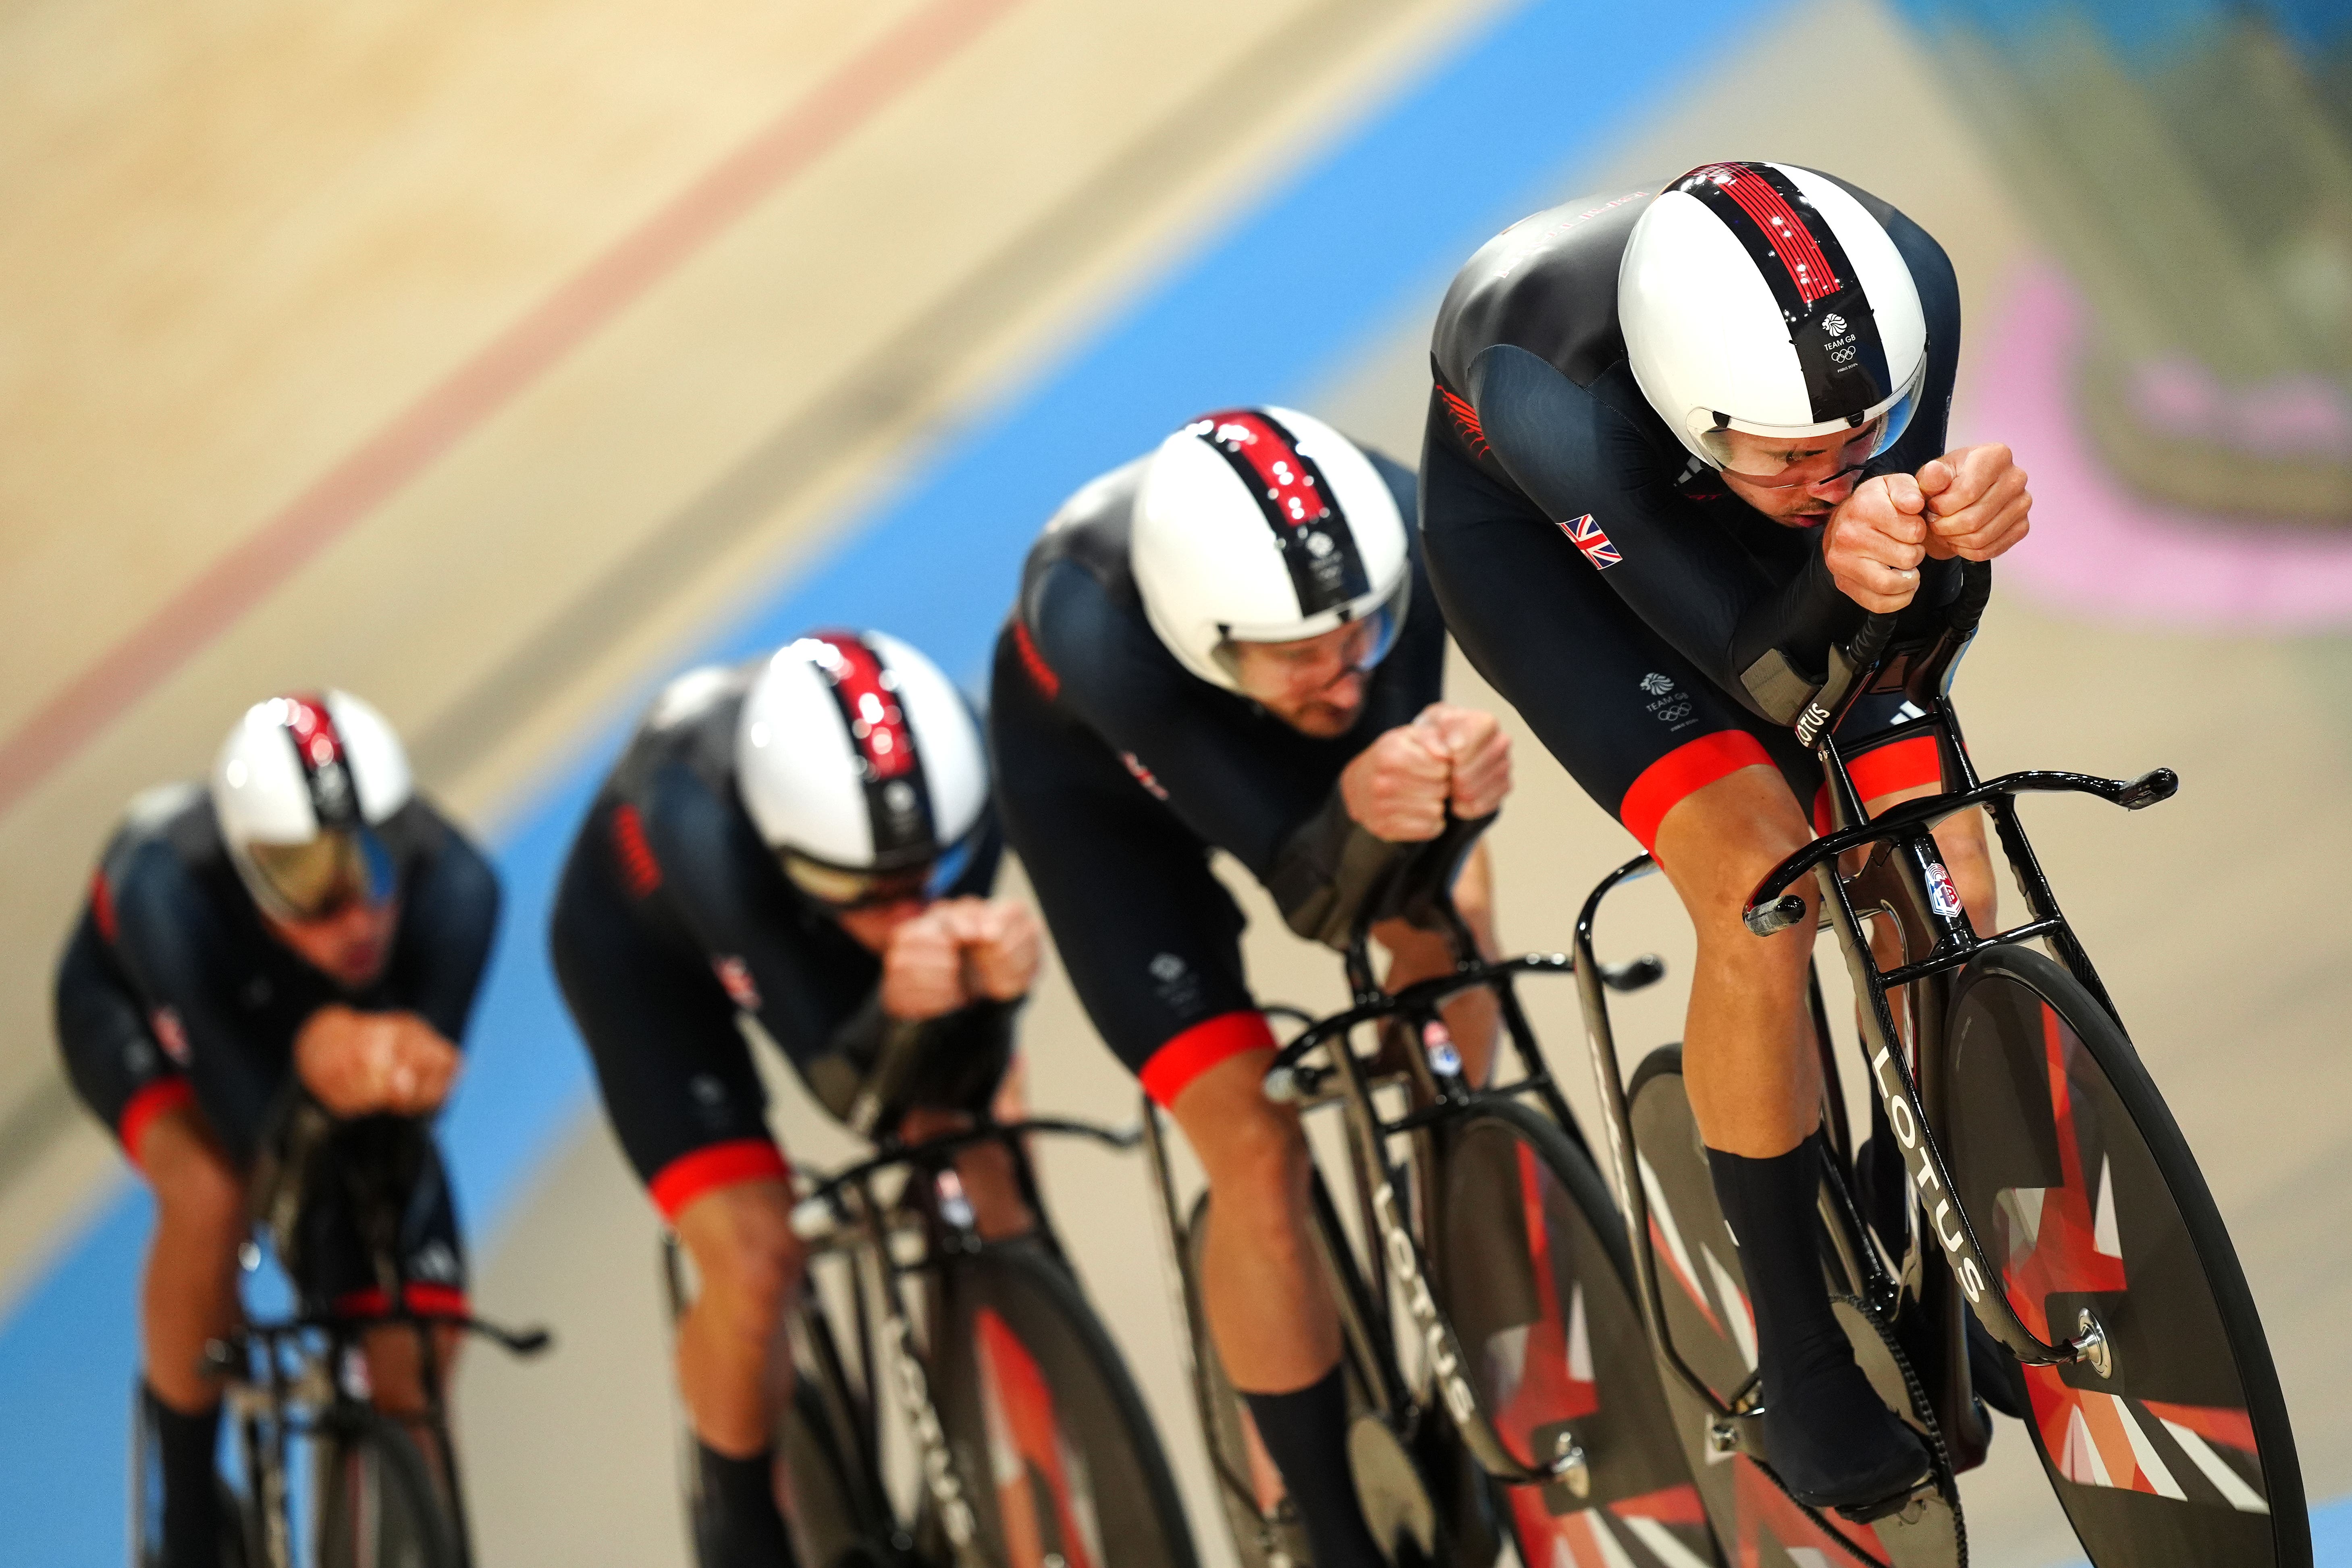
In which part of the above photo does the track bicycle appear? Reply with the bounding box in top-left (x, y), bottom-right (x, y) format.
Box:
top-left (156, 1107), bottom-right (550, 1568)
top-left (1573, 561), bottom-right (2309, 1567)
top-left (660, 1025), bottom-right (1197, 1568)
top-left (1143, 823), bottom-right (1729, 1568)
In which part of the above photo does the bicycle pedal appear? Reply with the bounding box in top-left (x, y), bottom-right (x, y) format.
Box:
top-left (1832, 1470), bottom-right (1936, 1526)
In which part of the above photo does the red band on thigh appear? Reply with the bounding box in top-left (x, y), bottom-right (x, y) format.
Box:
top-left (1139, 1010), bottom-right (1278, 1109)
top-left (1619, 731), bottom-right (1777, 853)
top-left (332, 1283), bottom-right (470, 1320)
top-left (1811, 734), bottom-right (1943, 835)
top-left (648, 1137), bottom-right (792, 1223)
top-left (118, 1077), bottom-right (195, 1171)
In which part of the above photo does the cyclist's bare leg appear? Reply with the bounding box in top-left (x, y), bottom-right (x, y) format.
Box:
top-left (1653, 764), bottom-right (1929, 1508)
top-left (136, 1105), bottom-right (246, 1413)
top-left (1373, 840), bottom-right (1500, 1085)
top-left (1651, 765), bottom-right (1823, 1157)
top-left (1171, 1050), bottom-right (1337, 1389)
top-left (899, 1105), bottom-right (1035, 1240)
top-left (672, 1178), bottom-right (805, 1456)
top-left (1174, 1049), bottom-right (1383, 1564)
top-left (361, 1322), bottom-right (467, 1489)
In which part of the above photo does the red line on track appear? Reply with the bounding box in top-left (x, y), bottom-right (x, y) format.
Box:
top-left (0, 0), bottom-right (1023, 815)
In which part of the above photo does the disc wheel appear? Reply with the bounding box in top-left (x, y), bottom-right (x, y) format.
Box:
top-left (1626, 1048), bottom-right (1921, 1568)
top-left (313, 1411), bottom-right (462, 1568)
top-left (1942, 946), bottom-right (2308, 1567)
top-left (932, 1239), bottom-right (1198, 1568)
top-left (1432, 1092), bottom-right (1723, 1568)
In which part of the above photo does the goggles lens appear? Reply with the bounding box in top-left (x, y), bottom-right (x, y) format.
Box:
top-left (1216, 581), bottom-right (1408, 698)
top-left (781, 851), bottom-right (935, 912)
top-left (1698, 360), bottom-right (1926, 486)
top-left (244, 827), bottom-right (397, 922)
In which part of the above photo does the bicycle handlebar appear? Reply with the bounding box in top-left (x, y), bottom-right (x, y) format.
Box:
top-left (1741, 765), bottom-right (2180, 935)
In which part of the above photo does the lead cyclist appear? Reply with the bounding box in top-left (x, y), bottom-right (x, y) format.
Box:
top-left (1417, 164), bottom-right (2032, 1517)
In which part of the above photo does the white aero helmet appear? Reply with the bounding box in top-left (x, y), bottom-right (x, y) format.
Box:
top-left (1132, 406), bottom-right (1411, 694)
top-left (211, 690), bottom-right (414, 922)
top-left (736, 629), bottom-right (989, 908)
top-left (1620, 163), bottom-right (1929, 478)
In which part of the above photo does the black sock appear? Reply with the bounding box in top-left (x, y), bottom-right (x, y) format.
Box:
top-left (1241, 1365), bottom-right (1385, 1568)
top-left (1707, 1133), bottom-right (1928, 1508)
top-left (141, 1383), bottom-right (222, 1568)
top-left (693, 1441), bottom-right (799, 1568)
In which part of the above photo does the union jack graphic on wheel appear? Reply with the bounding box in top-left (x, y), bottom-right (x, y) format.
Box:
top-left (1562, 513), bottom-right (1621, 570)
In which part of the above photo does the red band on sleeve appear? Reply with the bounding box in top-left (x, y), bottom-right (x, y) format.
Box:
top-left (1812, 733), bottom-right (1944, 835)
top-left (1139, 1011), bottom-right (1278, 1109)
top-left (648, 1138), bottom-right (792, 1223)
top-left (1619, 731), bottom-right (1777, 853)
top-left (119, 1078), bottom-right (195, 1170)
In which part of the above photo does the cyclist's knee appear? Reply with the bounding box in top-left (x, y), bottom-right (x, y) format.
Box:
top-left (1934, 809), bottom-right (1998, 930)
top-left (142, 1110), bottom-right (246, 1248)
top-left (1653, 766), bottom-right (1816, 940)
top-left (1198, 1115), bottom-right (1313, 1242)
top-left (678, 1180), bottom-right (803, 1336)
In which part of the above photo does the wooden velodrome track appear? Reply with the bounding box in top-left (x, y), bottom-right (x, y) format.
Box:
top-left (4, 0), bottom-right (2348, 1562)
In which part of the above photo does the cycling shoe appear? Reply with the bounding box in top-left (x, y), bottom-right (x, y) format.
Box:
top-left (1763, 1352), bottom-right (1933, 1513)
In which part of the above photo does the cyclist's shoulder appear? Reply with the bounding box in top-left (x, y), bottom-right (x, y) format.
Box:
top-left (95, 782), bottom-right (230, 919)
top-left (605, 663), bottom-right (753, 810)
top-left (1434, 183), bottom-right (1660, 390)
top-left (1022, 457), bottom-right (1149, 615)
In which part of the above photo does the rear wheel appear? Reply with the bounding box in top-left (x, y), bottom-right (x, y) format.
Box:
top-left (1432, 1092), bottom-right (1722, 1568)
top-left (312, 1411), bottom-right (462, 1568)
top-left (932, 1239), bottom-right (1198, 1568)
top-left (1942, 945), bottom-right (2309, 1567)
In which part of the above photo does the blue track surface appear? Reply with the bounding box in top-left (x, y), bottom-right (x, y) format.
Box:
top-left (23, 2), bottom-right (2326, 1563)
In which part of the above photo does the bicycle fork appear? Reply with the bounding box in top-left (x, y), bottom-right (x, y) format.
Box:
top-left (1314, 1000), bottom-right (1594, 1497)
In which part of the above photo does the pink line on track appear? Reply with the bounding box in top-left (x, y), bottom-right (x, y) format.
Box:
top-left (0, 0), bottom-right (1024, 816)
top-left (1964, 264), bottom-right (2352, 629)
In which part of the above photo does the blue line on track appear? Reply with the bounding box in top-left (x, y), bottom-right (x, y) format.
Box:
top-left (12, 1), bottom-right (2091, 1559)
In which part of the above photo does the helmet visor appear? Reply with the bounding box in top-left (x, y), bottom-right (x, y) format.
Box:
top-left (781, 816), bottom-right (981, 912)
top-left (1213, 575), bottom-right (1409, 702)
top-left (1695, 354), bottom-right (1927, 482)
top-left (243, 827), bottom-right (397, 922)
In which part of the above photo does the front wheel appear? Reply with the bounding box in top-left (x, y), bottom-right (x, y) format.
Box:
top-left (313, 1410), bottom-right (462, 1568)
top-left (1432, 1091), bottom-right (1723, 1568)
top-left (931, 1239), bottom-right (1198, 1568)
top-left (1942, 945), bottom-right (2308, 1567)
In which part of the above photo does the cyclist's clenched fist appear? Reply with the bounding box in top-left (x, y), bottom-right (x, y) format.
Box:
top-left (1920, 443), bottom-right (2030, 562)
top-left (1341, 703), bottom-right (1512, 841)
top-left (882, 897), bottom-right (1042, 1020)
top-left (295, 1004), bottom-right (463, 1117)
top-left (1824, 473), bottom-right (1932, 613)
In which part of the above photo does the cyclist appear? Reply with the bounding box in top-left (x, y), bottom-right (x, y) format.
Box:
top-left (1418, 164), bottom-right (2031, 1515)
top-left (53, 691), bottom-right (499, 1568)
top-left (991, 407), bottom-right (1510, 1566)
top-left (548, 629), bottom-right (1040, 1568)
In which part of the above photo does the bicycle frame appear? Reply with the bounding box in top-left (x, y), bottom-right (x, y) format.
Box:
top-left (1141, 891), bottom-right (1630, 1504)
top-left (710, 1113), bottom-right (1139, 1560)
